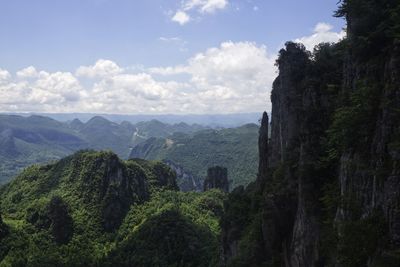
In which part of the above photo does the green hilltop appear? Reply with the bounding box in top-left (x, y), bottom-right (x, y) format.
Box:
top-left (0, 150), bottom-right (225, 266)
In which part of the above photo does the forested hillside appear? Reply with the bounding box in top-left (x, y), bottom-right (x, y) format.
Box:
top-left (0, 0), bottom-right (399, 266)
top-left (0, 151), bottom-right (225, 266)
top-left (130, 124), bottom-right (259, 191)
top-left (0, 115), bottom-right (207, 184)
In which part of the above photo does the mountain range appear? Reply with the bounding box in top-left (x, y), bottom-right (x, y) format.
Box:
top-left (130, 124), bottom-right (259, 191)
top-left (0, 114), bottom-right (210, 184)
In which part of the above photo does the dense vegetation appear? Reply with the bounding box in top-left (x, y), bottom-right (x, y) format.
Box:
top-left (130, 124), bottom-right (259, 191)
top-left (1, 1), bottom-right (399, 266)
top-left (0, 151), bottom-right (226, 266)
top-left (220, 0), bottom-right (400, 266)
top-left (0, 115), bottom-right (207, 184)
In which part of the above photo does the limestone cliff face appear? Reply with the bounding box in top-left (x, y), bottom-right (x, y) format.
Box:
top-left (203, 166), bottom-right (229, 192)
top-left (257, 112), bottom-right (269, 184)
top-left (221, 1), bottom-right (400, 266)
top-left (260, 42), bottom-right (341, 267)
top-left (335, 0), bottom-right (400, 256)
top-left (0, 212), bottom-right (7, 241)
top-left (66, 152), bottom-right (150, 231)
top-left (163, 160), bottom-right (202, 192)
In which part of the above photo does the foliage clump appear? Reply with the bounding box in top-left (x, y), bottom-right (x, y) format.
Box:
top-left (0, 151), bottom-right (226, 266)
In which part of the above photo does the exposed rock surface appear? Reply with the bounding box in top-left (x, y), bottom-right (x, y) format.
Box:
top-left (1, 150), bottom-right (178, 233)
top-left (221, 1), bottom-right (400, 266)
top-left (0, 212), bottom-right (7, 241)
top-left (163, 160), bottom-right (202, 192)
top-left (203, 166), bottom-right (229, 192)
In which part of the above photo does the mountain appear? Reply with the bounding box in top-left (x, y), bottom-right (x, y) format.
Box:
top-left (129, 123), bottom-right (259, 191)
top-left (0, 151), bottom-right (225, 266)
top-left (5, 112), bottom-right (262, 127)
top-left (2, 1), bottom-right (399, 266)
top-left (221, 1), bottom-right (400, 266)
top-left (0, 115), bottom-right (89, 184)
top-left (77, 116), bottom-right (134, 157)
top-left (0, 115), bottom-right (208, 184)
top-left (130, 119), bottom-right (207, 146)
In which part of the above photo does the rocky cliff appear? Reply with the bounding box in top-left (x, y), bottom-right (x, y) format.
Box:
top-left (204, 166), bottom-right (229, 192)
top-left (0, 150), bottom-right (224, 266)
top-left (221, 0), bottom-right (400, 266)
top-left (163, 160), bottom-right (202, 192)
top-left (0, 150), bottom-right (178, 233)
top-left (0, 212), bottom-right (7, 241)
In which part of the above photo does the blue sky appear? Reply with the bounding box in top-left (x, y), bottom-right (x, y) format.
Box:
top-left (0, 0), bottom-right (345, 114)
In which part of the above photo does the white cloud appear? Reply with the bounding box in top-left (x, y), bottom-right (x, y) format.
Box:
top-left (295, 22), bottom-right (346, 51)
top-left (76, 59), bottom-right (123, 78)
top-left (16, 66), bottom-right (38, 79)
top-left (0, 70), bottom-right (83, 113)
top-left (0, 68), bottom-right (11, 82)
top-left (172, 11), bottom-right (190, 25)
top-left (93, 73), bottom-right (169, 101)
top-left (150, 41), bottom-right (276, 113)
top-left (172, 0), bottom-right (228, 25)
top-left (184, 0), bottom-right (228, 13)
top-left (0, 22), bottom-right (346, 114)
top-left (34, 72), bottom-right (82, 102)
top-left (0, 41), bottom-right (276, 114)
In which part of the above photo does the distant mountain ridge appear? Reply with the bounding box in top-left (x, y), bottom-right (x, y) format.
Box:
top-left (3, 112), bottom-right (262, 127)
top-left (0, 114), bottom-right (210, 184)
top-left (130, 123), bottom-right (259, 190)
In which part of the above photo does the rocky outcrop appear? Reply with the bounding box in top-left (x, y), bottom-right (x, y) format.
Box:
top-left (0, 212), bottom-right (7, 241)
top-left (221, 1), bottom-right (400, 266)
top-left (333, 1), bottom-right (400, 263)
top-left (203, 166), bottom-right (229, 192)
top-left (71, 152), bottom-right (149, 231)
top-left (3, 150), bottom-right (178, 233)
top-left (163, 160), bottom-right (202, 192)
top-left (257, 112), bottom-right (269, 184)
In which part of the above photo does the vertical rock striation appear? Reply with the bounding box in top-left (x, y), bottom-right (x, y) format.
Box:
top-left (221, 1), bottom-right (400, 266)
top-left (203, 166), bottom-right (229, 192)
top-left (0, 211), bottom-right (7, 241)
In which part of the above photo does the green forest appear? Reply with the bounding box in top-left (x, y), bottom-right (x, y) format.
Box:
top-left (0, 0), bottom-right (400, 266)
top-left (0, 151), bottom-right (225, 266)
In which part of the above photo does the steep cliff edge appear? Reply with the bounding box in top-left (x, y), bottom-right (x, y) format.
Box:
top-left (0, 212), bottom-right (7, 241)
top-left (204, 166), bottom-right (229, 192)
top-left (221, 0), bottom-right (400, 266)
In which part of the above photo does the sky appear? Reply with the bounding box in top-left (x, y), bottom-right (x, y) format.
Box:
top-left (0, 0), bottom-right (346, 114)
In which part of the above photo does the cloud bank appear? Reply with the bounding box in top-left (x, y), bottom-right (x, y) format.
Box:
top-left (0, 23), bottom-right (344, 114)
top-left (295, 22), bottom-right (346, 51)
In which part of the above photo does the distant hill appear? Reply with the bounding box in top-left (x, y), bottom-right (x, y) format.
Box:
top-left (0, 115), bottom-right (89, 184)
top-left (0, 115), bottom-right (208, 184)
top-left (4, 112), bottom-right (262, 127)
top-left (130, 123), bottom-right (259, 191)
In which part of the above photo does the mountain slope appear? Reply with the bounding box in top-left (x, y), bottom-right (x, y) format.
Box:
top-left (0, 115), bottom-right (89, 184)
top-left (0, 115), bottom-right (208, 184)
top-left (130, 123), bottom-right (259, 191)
top-left (0, 151), bottom-right (225, 266)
